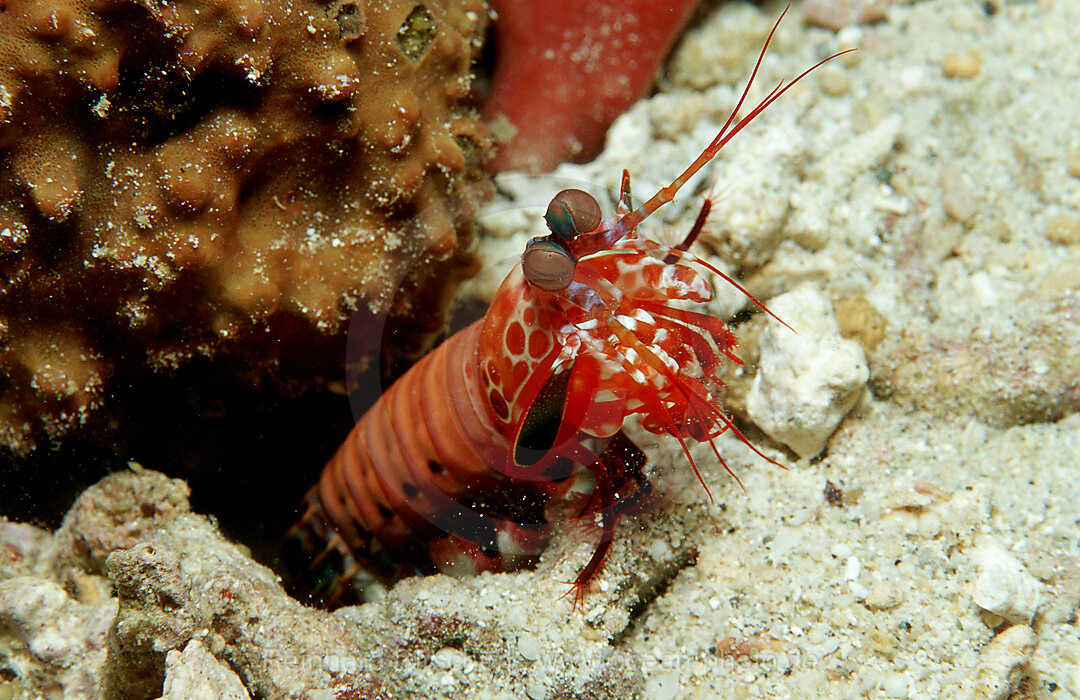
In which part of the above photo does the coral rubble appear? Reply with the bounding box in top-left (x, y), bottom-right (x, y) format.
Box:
top-left (0, 466), bottom-right (656, 698)
top-left (745, 285), bottom-right (869, 460)
top-left (868, 299), bottom-right (1080, 428)
top-left (0, 0), bottom-right (492, 453)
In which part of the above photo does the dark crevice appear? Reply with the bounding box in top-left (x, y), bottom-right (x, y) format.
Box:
top-left (609, 545), bottom-right (699, 647)
top-left (396, 6), bottom-right (436, 61)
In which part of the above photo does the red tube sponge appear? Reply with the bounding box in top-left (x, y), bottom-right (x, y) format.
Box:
top-left (483, 0), bottom-right (701, 173)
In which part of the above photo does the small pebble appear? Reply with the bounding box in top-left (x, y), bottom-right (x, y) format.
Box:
top-left (843, 556), bottom-right (861, 581)
top-left (649, 538), bottom-right (671, 561)
top-left (746, 285), bottom-right (869, 459)
top-left (881, 672), bottom-right (909, 698)
top-left (865, 581), bottom-right (901, 610)
top-left (834, 296), bottom-right (887, 353)
top-left (526, 678), bottom-right (548, 700)
top-left (518, 634), bottom-right (541, 662)
top-left (161, 639), bottom-right (250, 700)
top-left (1045, 214), bottom-right (1080, 245)
top-left (940, 166), bottom-right (978, 223)
top-left (644, 670), bottom-right (681, 700)
top-left (831, 542), bottom-right (853, 559)
top-left (972, 542), bottom-right (1045, 624)
top-left (803, 0), bottom-right (886, 31)
top-left (818, 66), bottom-right (852, 97)
top-left (818, 639), bottom-right (841, 657)
top-left (431, 647), bottom-right (468, 671)
top-left (972, 625), bottom-right (1036, 700)
top-left (1067, 146), bottom-right (1080, 179)
top-left (942, 49), bottom-right (982, 79)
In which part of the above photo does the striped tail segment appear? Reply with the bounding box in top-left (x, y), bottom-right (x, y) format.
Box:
top-left (287, 322), bottom-right (548, 604)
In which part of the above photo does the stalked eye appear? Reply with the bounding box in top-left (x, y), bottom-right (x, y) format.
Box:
top-left (522, 239), bottom-right (576, 291)
top-left (544, 189), bottom-right (602, 240)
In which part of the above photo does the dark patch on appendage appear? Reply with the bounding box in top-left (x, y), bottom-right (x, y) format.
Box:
top-left (513, 367), bottom-right (573, 467)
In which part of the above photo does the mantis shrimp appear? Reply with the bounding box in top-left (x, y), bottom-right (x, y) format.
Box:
top-left (292, 6), bottom-right (851, 606)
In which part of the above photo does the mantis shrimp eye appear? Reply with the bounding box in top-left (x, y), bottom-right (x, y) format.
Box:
top-left (522, 239), bottom-right (576, 291)
top-left (544, 189), bottom-right (602, 240)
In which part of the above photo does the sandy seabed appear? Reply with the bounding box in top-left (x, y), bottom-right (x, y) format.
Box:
top-left (474, 0), bottom-right (1080, 697)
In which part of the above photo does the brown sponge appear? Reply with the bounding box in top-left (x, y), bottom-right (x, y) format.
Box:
top-left (0, 0), bottom-right (492, 453)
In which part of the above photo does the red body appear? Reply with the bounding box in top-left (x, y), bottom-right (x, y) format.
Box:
top-left (296, 225), bottom-right (745, 603)
top-left (302, 320), bottom-right (548, 583)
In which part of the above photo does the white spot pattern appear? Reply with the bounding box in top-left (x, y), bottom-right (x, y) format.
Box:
top-left (480, 224), bottom-right (736, 447)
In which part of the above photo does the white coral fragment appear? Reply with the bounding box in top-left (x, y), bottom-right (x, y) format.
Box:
top-left (161, 639), bottom-right (252, 700)
top-left (746, 284), bottom-right (869, 459)
top-left (970, 624), bottom-right (1036, 700)
top-left (972, 541), bottom-right (1045, 624)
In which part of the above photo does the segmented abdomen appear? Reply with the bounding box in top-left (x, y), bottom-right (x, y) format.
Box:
top-left (298, 320), bottom-right (549, 586)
